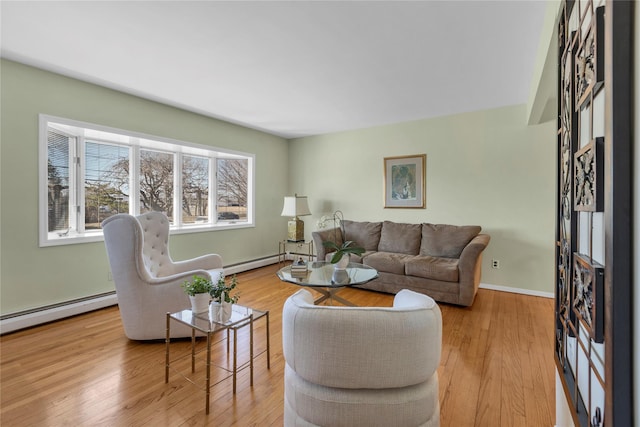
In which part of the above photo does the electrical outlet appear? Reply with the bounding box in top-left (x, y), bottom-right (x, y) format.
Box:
top-left (107, 272), bottom-right (113, 281)
top-left (491, 259), bottom-right (500, 269)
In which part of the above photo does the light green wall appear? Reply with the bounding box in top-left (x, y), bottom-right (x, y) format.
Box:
top-left (0, 57), bottom-right (557, 314)
top-left (0, 59), bottom-right (289, 314)
top-left (290, 105), bottom-right (556, 294)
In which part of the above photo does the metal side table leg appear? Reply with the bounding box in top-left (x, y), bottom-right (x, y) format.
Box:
top-left (266, 311), bottom-right (270, 369)
top-left (205, 331), bottom-right (212, 414)
top-left (250, 314), bottom-right (254, 386)
top-left (165, 313), bottom-right (170, 383)
top-left (232, 326), bottom-right (237, 394)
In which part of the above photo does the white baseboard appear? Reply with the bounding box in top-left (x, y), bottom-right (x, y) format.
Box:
top-left (1, 256), bottom-right (282, 335)
top-left (479, 282), bottom-right (554, 299)
top-left (0, 293), bottom-right (119, 335)
top-left (1, 260), bottom-right (550, 335)
top-left (223, 256), bottom-right (279, 275)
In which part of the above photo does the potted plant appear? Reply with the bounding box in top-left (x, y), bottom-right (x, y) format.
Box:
top-left (322, 240), bottom-right (365, 268)
top-left (209, 275), bottom-right (239, 322)
top-left (322, 241), bottom-right (365, 285)
top-left (181, 275), bottom-right (213, 313)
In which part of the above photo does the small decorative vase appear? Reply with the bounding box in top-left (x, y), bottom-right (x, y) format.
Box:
top-left (332, 254), bottom-right (351, 284)
top-left (210, 300), bottom-right (233, 322)
top-left (189, 293), bottom-right (210, 313)
top-left (332, 268), bottom-right (350, 285)
top-left (334, 253), bottom-right (350, 270)
top-left (209, 302), bottom-right (221, 320)
top-left (220, 301), bottom-right (233, 322)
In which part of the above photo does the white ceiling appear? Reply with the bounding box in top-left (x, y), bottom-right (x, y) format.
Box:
top-left (1, 1), bottom-right (547, 139)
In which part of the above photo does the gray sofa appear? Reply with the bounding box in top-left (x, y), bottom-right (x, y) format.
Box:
top-left (312, 220), bottom-right (490, 307)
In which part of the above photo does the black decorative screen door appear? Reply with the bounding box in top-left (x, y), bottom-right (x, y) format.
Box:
top-left (554, 1), bottom-right (632, 426)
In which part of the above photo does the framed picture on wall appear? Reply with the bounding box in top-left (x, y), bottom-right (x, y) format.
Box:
top-left (383, 154), bottom-right (426, 208)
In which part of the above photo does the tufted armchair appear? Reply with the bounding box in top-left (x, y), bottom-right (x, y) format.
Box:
top-left (101, 212), bottom-right (223, 340)
top-left (282, 288), bottom-right (442, 427)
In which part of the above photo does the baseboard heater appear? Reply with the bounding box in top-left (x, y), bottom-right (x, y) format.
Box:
top-left (0, 292), bottom-right (119, 335)
top-left (0, 256), bottom-right (280, 335)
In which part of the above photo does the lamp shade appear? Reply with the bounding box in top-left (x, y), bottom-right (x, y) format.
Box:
top-left (281, 195), bottom-right (311, 217)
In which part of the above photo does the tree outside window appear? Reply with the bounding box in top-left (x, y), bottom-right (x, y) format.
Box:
top-left (182, 155), bottom-right (209, 224)
top-left (84, 141), bottom-right (129, 229)
top-left (139, 150), bottom-right (174, 220)
top-left (217, 158), bottom-right (247, 220)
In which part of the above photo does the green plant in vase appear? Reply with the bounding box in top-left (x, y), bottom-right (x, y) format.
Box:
top-left (181, 275), bottom-right (213, 313)
top-left (210, 274), bottom-right (240, 304)
top-left (181, 275), bottom-right (213, 296)
top-left (322, 240), bottom-right (365, 264)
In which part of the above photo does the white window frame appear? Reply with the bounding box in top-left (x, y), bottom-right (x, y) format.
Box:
top-left (39, 114), bottom-right (255, 247)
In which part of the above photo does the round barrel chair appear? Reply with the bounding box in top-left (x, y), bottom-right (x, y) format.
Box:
top-left (282, 288), bottom-right (442, 427)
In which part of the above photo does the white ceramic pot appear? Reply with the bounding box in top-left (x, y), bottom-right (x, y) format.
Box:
top-left (334, 253), bottom-right (350, 270)
top-left (220, 301), bottom-right (233, 322)
top-left (189, 293), bottom-right (210, 313)
top-left (210, 302), bottom-right (221, 319)
top-left (210, 301), bottom-right (233, 323)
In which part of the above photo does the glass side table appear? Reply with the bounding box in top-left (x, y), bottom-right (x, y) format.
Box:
top-left (165, 304), bottom-right (270, 414)
top-left (278, 240), bottom-right (314, 265)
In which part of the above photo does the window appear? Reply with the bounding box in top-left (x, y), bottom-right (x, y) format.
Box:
top-left (47, 130), bottom-right (73, 234)
top-left (182, 155), bottom-right (210, 225)
top-left (84, 141), bottom-right (129, 229)
top-left (39, 115), bottom-right (254, 246)
top-left (217, 158), bottom-right (248, 221)
top-left (139, 149), bottom-right (174, 218)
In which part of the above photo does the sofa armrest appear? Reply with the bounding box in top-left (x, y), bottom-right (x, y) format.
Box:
top-left (458, 234), bottom-right (491, 306)
top-left (311, 227), bottom-right (342, 261)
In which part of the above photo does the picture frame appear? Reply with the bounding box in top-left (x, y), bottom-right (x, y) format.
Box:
top-left (383, 154), bottom-right (426, 208)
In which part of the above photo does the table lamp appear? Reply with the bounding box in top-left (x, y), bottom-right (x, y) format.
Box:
top-left (281, 194), bottom-right (311, 242)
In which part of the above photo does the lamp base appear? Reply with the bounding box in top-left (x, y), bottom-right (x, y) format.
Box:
top-left (287, 218), bottom-right (305, 242)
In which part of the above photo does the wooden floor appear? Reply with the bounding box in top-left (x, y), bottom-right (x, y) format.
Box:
top-left (1, 264), bottom-right (555, 426)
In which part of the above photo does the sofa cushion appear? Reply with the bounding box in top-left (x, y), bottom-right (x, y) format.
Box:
top-left (325, 250), bottom-right (373, 264)
top-left (406, 256), bottom-right (459, 282)
top-left (378, 221), bottom-right (422, 255)
top-left (343, 220), bottom-right (382, 251)
top-left (420, 224), bottom-right (481, 258)
top-left (364, 252), bottom-right (414, 275)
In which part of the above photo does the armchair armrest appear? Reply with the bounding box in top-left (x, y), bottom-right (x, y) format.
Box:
top-left (393, 289), bottom-right (438, 310)
top-left (170, 253), bottom-right (223, 274)
top-left (143, 269), bottom-right (215, 286)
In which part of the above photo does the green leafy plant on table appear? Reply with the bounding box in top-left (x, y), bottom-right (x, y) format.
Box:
top-left (210, 274), bottom-right (240, 303)
top-left (181, 275), bottom-right (213, 296)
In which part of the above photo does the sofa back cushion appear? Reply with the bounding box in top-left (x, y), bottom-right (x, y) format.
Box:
top-left (378, 221), bottom-right (423, 255)
top-left (420, 224), bottom-right (481, 258)
top-left (343, 220), bottom-right (382, 251)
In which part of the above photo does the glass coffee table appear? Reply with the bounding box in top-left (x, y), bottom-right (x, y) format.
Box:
top-left (277, 261), bottom-right (378, 306)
